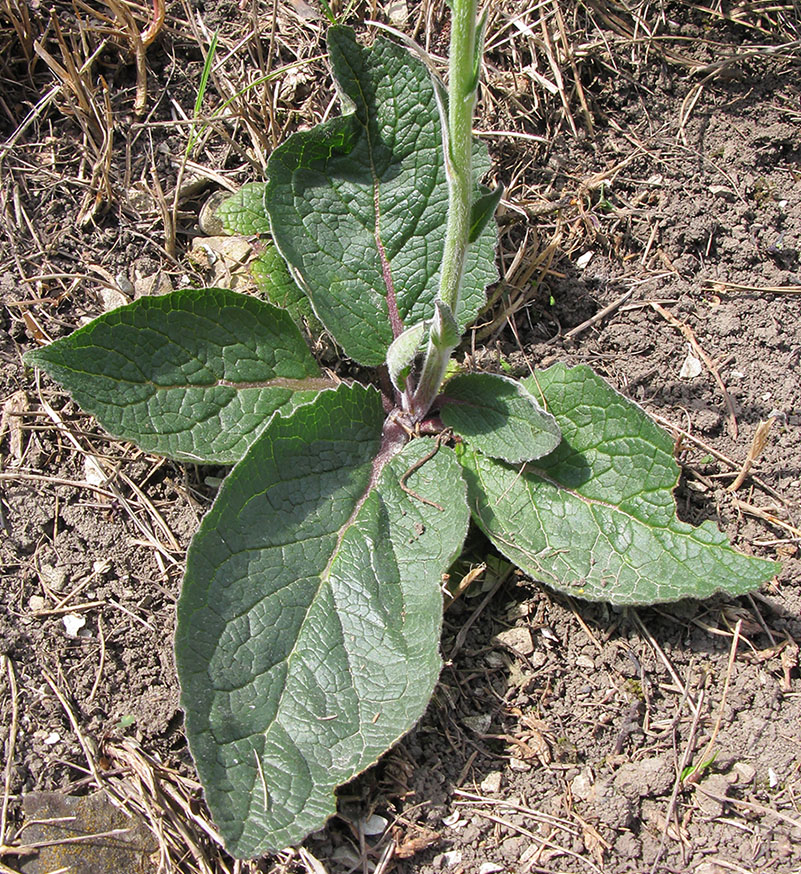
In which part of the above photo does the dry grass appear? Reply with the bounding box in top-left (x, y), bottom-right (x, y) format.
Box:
top-left (1, 0), bottom-right (799, 871)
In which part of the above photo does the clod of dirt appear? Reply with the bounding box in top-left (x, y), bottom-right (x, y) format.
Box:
top-left (613, 757), bottom-right (674, 800)
top-left (19, 791), bottom-right (157, 874)
top-left (492, 626), bottom-right (535, 655)
top-left (480, 771), bottom-right (503, 794)
top-left (585, 777), bottom-right (636, 829)
top-left (695, 773), bottom-right (734, 817)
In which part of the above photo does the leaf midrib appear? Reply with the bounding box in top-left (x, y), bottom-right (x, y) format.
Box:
top-left (475, 450), bottom-right (675, 532)
top-left (337, 42), bottom-right (404, 339)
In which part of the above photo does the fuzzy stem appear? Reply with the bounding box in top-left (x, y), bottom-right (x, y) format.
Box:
top-left (410, 0), bottom-right (480, 419)
top-left (439, 0), bottom-right (478, 315)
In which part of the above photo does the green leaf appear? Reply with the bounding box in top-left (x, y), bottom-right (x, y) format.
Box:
top-left (459, 363), bottom-right (779, 605)
top-left (440, 372), bottom-right (561, 463)
top-left (216, 188), bottom-right (322, 332)
top-left (469, 182), bottom-right (504, 244)
top-left (217, 182), bottom-right (271, 236)
top-left (263, 26), bottom-right (497, 366)
top-left (386, 320), bottom-right (427, 392)
top-left (431, 300), bottom-right (460, 349)
top-left (176, 384), bottom-right (469, 856)
top-left (24, 288), bottom-right (326, 465)
top-left (250, 244), bottom-right (322, 332)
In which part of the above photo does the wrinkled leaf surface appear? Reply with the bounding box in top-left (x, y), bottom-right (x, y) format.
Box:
top-left (440, 372), bottom-right (561, 463)
top-left (176, 384), bottom-right (469, 856)
top-left (24, 288), bottom-right (323, 464)
top-left (459, 363), bottom-right (778, 604)
top-left (263, 26), bottom-right (497, 365)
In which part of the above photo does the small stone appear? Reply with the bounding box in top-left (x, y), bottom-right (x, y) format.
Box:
top-left (679, 345), bottom-right (702, 379)
top-left (505, 601), bottom-right (530, 621)
top-left (434, 850), bottom-right (462, 868)
top-left (480, 771), bottom-right (503, 794)
top-left (62, 613), bottom-right (86, 638)
top-left (508, 758), bottom-right (531, 772)
top-left (571, 767), bottom-right (594, 801)
top-left (575, 654), bottom-right (595, 670)
top-left (125, 185), bottom-right (153, 214)
top-left (28, 595), bottom-right (45, 612)
top-left (115, 273), bottom-right (135, 296)
top-left (189, 235), bottom-right (252, 288)
top-left (198, 191), bottom-right (229, 235)
top-left (493, 626), bottom-right (534, 655)
top-left (529, 652), bottom-right (547, 668)
top-left (360, 813), bottom-right (387, 836)
top-left (695, 773), bottom-right (731, 817)
top-left (331, 846), bottom-right (360, 867)
top-left (479, 864), bottom-right (504, 874)
top-left (441, 810), bottom-right (462, 828)
top-left (463, 713), bottom-right (492, 734)
top-left (84, 456), bottom-right (105, 487)
top-left (20, 791), bottom-right (156, 874)
top-left (732, 762), bottom-right (756, 784)
top-left (133, 258), bottom-right (174, 298)
top-left (695, 864), bottom-right (727, 874)
top-left (385, 0), bottom-right (408, 26)
top-left (708, 185), bottom-right (735, 200)
top-left (485, 652), bottom-right (505, 668)
top-left (99, 286), bottom-right (128, 312)
top-left (39, 563), bottom-right (67, 591)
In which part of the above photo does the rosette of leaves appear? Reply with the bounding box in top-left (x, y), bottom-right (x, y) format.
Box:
top-left (25, 23), bottom-right (777, 860)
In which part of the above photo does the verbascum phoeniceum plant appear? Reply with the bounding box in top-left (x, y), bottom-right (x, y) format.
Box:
top-left (25, 0), bottom-right (778, 857)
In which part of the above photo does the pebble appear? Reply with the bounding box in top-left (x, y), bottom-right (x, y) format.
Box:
top-left (480, 771), bottom-right (503, 794)
top-left (38, 563), bottom-right (67, 591)
top-left (570, 767), bottom-right (594, 801)
top-left (463, 713), bottom-right (492, 734)
top-left (441, 810), bottom-right (462, 828)
top-left (434, 850), bottom-right (462, 868)
top-left (62, 613), bottom-right (86, 638)
top-left (359, 813), bottom-right (387, 836)
top-left (19, 791), bottom-right (156, 873)
top-left (695, 773), bottom-right (731, 817)
top-left (529, 651), bottom-right (547, 668)
top-left (493, 626), bottom-right (534, 655)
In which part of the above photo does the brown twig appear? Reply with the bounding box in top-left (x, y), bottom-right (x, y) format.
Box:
top-left (0, 656), bottom-right (18, 850)
top-left (728, 418), bottom-right (775, 493)
top-left (564, 288), bottom-right (635, 341)
top-left (398, 430), bottom-right (452, 510)
top-left (705, 280), bottom-right (801, 295)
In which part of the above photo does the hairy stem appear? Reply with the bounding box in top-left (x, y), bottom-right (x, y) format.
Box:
top-left (410, 0), bottom-right (480, 419)
top-left (439, 0), bottom-right (478, 316)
